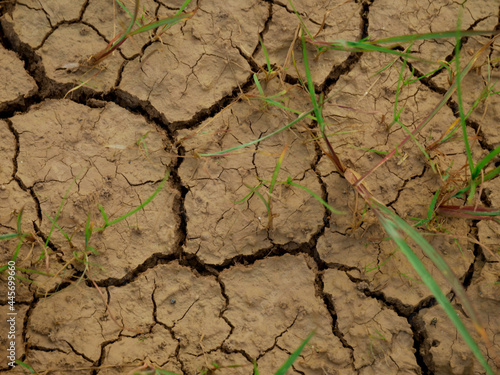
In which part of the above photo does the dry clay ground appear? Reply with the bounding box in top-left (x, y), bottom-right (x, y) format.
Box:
top-left (0, 0), bottom-right (500, 374)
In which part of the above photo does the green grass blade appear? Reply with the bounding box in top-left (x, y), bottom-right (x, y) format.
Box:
top-left (269, 145), bottom-right (288, 196)
top-left (111, 0), bottom-right (138, 49)
top-left (274, 332), bottom-right (315, 375)
top-left (376, 208), bottom-right (493, 375)
top-left (288, 0), bottom-right (314, 42)
top-left (0, 233), bottom-right (19, 240)
top-left (253, 188), bottom-right (270, 214)
top-left (174, 0), bottom-right (192, 16)
top-left (95, 171), bottom-right (170, 231)
top-left (286, 177), bottom-right (344, 215)
top-left (16, 207), bottom-right (23, 233)
top-left (372, 29), bottom-right (499, 46)
top-left (253, 73), bottom-right (265, 96)
top-left (253, 361), bottom-right (260, 375)
top-left (130, 11), bottom-right (193, 36)
top-left (454, 21), bottom-right (475, 183)
top-left (11, 235), bottom-right (27, 262)
top-left (15, 360), bottom-right (35, 373)
top-left (84, 212), bottom-right (92, 249)
top-left (232, 183), bottom-right (264, 204)
top-left (115, 0), bottom-right (142, 27)
top-left (199, 109), bottom-right (314, 157)
top-left (259, 36), bottom-right (272, 73)
top-left (473, 145), bottom-right (500, 179)
top-left (427, 189), bottom-right (440, 220)
top-left (42, 175), bottom-right (79, 260)
top-left (301, 32), bottom-right (324, 132)
top-left (98, 204), bottom-right (110, 227)
top-left (44, 212), bottom-right (72, 243)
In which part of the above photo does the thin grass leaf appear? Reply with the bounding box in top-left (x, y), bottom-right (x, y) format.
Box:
top-left (269, 145), bottom-right (288, 196)
top-left (15, 360), bottom-right (35, 373)
top-left (302, 33), bottom-right (345, 173)
top-left (301, 32), bottom-right (323, 132)
top-left (253, 188), bottom-right (270, 214)
top-left (376, 203), bottom-right (488, 343)
top-left (253, 73), bottom-right (265, 96)
top-left (129, 11), bottom-right (194, 36)
top-left (41, 176), bottom-right (79, 260)
top-left (233, 183), bottom-right (264, 204)
top-left (199, 109), bottom-right (314, 157)
top-left (286, 177), bottom-right (343, 215)
top-left (95, 171), bottom-right (170, 231)
top-left (454, 17), bottom-right (475, 184)
top-left (44, 212), bottom-right (72, 243)
top-left (84, 213), bottom-right (92, 250)
top-left (259, 36), bottom-right (273, 73)
top-left (376, 208), bottom-right (493, 375)
top-left (371, 29), bottom-right (499, 46)
top-left (288, 0), bottom-right (314, 42)
top-left (98, 205), bottom-right (110, 227)
top-left (267, 145), bottom-right (289, 228)
top-left (0, 233), bottom-right (19, 240)
top-left (472, 144), bottom-right (500, 179)
top-left (253, 361), bottom-right (260, 375)
top-left (115, 0), bottom-right (142, 27)
top-left (428, 189), bottom-right (440, 220)
top-left (12, 234), bottom-right (29, 263)
top-left (453, 165), bottom-right (500, 198)
top-left (274, 331), bottom-right (315, 375)
top-left (159, 0), bottom-right (193, 34)
top-left (16, 207), bottom-right (23, 233)
top-left (308, 39), bottom-right (435, 64)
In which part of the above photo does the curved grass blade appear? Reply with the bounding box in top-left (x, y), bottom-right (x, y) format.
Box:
top-left (199, 109), bottom-right (314, 157)
top-left (376, 207), bottom-right (493, 374)
top-left (274, 331), bottom-right (315, 375)
top-left (286, 177), bottom-right (344, 215)
top-left (472, 144), bottom-right (500, 180)
top-left (95, 170), bottom-right (170, 231)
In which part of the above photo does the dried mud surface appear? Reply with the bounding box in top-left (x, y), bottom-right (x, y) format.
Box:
top-left (0, 1), bottom-right (499, 374)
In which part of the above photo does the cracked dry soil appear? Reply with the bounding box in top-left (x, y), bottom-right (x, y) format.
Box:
top-left (1, 0), bottom-right (500, 374)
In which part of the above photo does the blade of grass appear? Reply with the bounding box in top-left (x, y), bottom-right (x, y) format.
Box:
top-left (40, 175), bottom-right (79, 261)
top-left (302, 31), bottom-right (345, 173)
top-left (129, 11), bottom-right (194, 36)
top-left (232, 183), bottom-right (264, 204)
top-left (274, 331), bottom-right (315, 375)
top-left (259, 36), bottom-right (273, 74)
top-left (376, 206), bottom-right (493, 375)
top-left (158, 0), bottom-right (193, 34)
top-left (454, 13), bottom-right (475, 187)
top-left (95, 171), bottom-right (170, 231)
top-left (472, 144), bottom-right (500, 179)
top-left (199, 109), bottom-right (314, 157)
top-left (267, 145), bottom-right (289, 228)
top-left (286, 177), bottom-right (343, 215)
top-left (375, 203), bottom-right (488, 343)
top-left (0, 233), bottom-right (19, 240)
